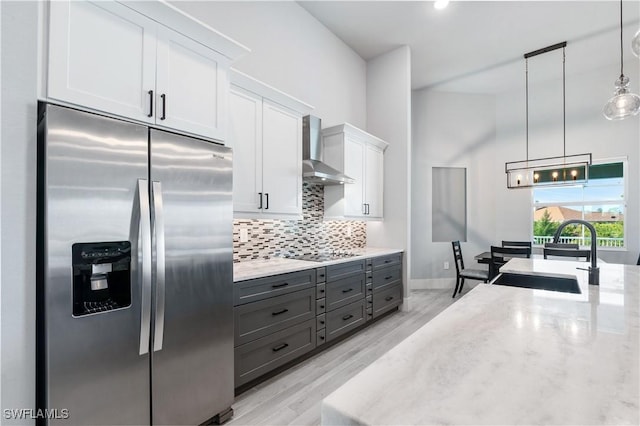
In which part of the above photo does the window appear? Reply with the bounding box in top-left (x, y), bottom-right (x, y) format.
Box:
top-left (532, 161), bottom-right (625, 249)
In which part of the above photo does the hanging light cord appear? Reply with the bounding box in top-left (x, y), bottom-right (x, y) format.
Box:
top-left (563, 46), bottom-right (566, 159)
top-left (619, 0), bottom-right (624, 79)
top-left (525, 57), bottom-right (529, 162)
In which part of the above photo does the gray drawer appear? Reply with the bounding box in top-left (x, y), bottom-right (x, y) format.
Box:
top-left (326, 274), bottom-right (366, 312)
top-left (316, 267), bottom-right (327, 283)
top-left (325, 299), bottom-right (366, 342)
top-left (316, 313), bottom-right (326, 330)
top-left (372, 265), bottom-right (402, 291)
top-left (372, 253), bottom-right (402, 270)
top-left (316, 329), bottom-right (326, 346)
top-left (316, 298), bottom-right (326, 314)
top-left (326, 259), bottom-right (365, 281)
top-left (316, 283), bottom-right (326, 300)
top-left (234, 288), bottom-right (315, 346)
top-left (234, 269), bottom-right (315, 306)
top-left (235, 319), bottom-right (316, 387)
top-left (372, 283), bottom-right (402, 319)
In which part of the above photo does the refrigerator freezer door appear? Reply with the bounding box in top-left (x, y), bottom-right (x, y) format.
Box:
top-left (39, 104), bottom-right (151, 425)
top-left (149, 129), bottom-right (234, 425)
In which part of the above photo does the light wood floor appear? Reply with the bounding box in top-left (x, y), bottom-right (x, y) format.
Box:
top-left (229, 288), bottom-right (464, 426)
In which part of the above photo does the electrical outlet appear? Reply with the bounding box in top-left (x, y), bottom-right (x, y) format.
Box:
top-left (239, 228), bottom-right (249, 243)
top-left (443, 261), bottom-right (450, 270)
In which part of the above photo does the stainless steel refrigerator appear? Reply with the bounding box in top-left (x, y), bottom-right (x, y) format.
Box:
top-left (36, 103), bottom-right (234, 425)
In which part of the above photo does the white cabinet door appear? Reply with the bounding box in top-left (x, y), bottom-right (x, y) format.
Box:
top-left (155, 27), bottom-right (229, 141)
top-left (365, 146), bottom-right (384, 218)
top-left (261, 100), bottom-right (302, 216)
top-left (343, 137), bottom-right (365, 217)
top-left (48, 1), bottom-right (156, 123)
top-left (229, 87), bottom-right (263, 213)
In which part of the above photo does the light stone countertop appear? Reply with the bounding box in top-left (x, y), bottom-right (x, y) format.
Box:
top-left (233, 247), bottom-right (403, 282)
top-left (321, 259), bottom-right (640, 425)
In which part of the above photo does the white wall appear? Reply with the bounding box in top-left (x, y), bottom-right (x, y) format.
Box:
top-left (169, 1), bottom-right (367, 129)
top-left (1, 1), bottom-right (39, 422)
top-left (411, 90), bottom-right (497, 287)
top-left (365, 46), bottom-right (412, 305)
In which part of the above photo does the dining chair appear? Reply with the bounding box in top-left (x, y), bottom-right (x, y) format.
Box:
top-left (490, 245), bottom-right (531, 279)
top-left (544, 242), bottom-right (579, 249)
top-left (451, 241), bottom-right (489, 298)
top-left (543, 247), bottom-right (591, 261)
top-left (502, 240), bottom-right (533, 249)
top-left (637, 252), bottom-right (640, 266)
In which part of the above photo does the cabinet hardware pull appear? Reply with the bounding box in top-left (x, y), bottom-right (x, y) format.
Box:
top-left (265, 193), bottom-right (269, 210)
top-left (385, 260), bottom-right (391, 263)
top-left (147, 90), bottom-right (154, 117)
top-left (320, 320), bottom-right (325, 324)
top-left (368, 299), bottom-right (373, 304)
top-left (160, 94), bottom-right (166, 120)
top-left (258, 192), bottom-right (263, 209)
top-left (385, 276), bottom-right (393, 280)
top-left (342, 288), bottom-right (353, 293)
top-left (272, 282), bottom-right (289, 289)
top-left (342, 314), bottom-right (354, 321)
top-left (271, 308), bottom-right (289, 316)
top-left (319, 335), bottom-right (325, 340)
top-left (385, 296), bottom-right (394, 301)
top-left (320, 304), bottom-right (325, 309)
top-left (362, 203), bottom-right (366, 215)
top-left (320, 289), bottom-right (325, 293)
top-left (272, 343), bottom-right (289, 352)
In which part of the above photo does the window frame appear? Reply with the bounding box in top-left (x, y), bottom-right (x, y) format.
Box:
top-left (530, 157), bottom-right (628, 251)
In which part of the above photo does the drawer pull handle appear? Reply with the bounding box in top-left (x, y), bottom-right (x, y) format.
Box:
top-left (320, 289), bottom-right (325, 293)
top-left (368, 299), bottom-right (373, 304)
top-left (272, 343), bottom-right (289, 352)
top-left (319, 274), bottom-right (325, 278)
top-left (272, 308), bottom-right (289, 316)
top-left (319, 304), bottom-right (325, 309)
top-left (384, 260), bottom-right (392, 263)
top-left (385, 276), bottom-right (393, 280)
top-left (319, 335), bottom-right (325, 340)
top-left (342, 288), bottom-right (353, 294)
top-left (385, 296), bottom-right (394, 301)
top-left (320, 320), bottom-right (325, 324)
top-left (272, 282), bottom-right (289, 289)
top-left (342, 314), bottom-right (354, 321)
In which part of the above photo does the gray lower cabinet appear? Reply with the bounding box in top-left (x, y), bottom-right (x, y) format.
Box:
top-left (235, 319), bottom-right (316, 386)
top-left (234, 287), bottom-right (315, 346)
top-left (325, 298), bottom-right (366, 342)
top-left (234, 253), bottom-right (403, 388)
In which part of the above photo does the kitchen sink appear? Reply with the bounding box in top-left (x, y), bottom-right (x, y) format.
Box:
top-left (491, 273), bottom-right (581, 294)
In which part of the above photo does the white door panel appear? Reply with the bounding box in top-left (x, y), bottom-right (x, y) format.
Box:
top-left (48, 1), bottom-right (156, 122)
top-left (365, 146), bottom-right (384, 218)
top-left (344, 138), bottom-right (365, 217)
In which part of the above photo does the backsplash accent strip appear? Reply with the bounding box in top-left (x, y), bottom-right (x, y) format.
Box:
top-left (233, 184), bottom-right (366, 262)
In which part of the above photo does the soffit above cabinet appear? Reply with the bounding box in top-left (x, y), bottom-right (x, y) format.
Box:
top-left (322, 123), bottom-right (389, 152)
top-left (119, 0), bottom-right (250, 61)
top-left (230, 69), bottom-right (314, 115)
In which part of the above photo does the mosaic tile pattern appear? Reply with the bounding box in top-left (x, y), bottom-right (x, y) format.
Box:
top-left (233, 184), bottom-right (366, 262)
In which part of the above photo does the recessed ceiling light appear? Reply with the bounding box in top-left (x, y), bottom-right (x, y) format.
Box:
top-left (434, 0), bottom-right (450, 10)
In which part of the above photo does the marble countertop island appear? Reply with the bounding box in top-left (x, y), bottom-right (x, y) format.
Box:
top-left (321, 259), bottom-right (640, 425)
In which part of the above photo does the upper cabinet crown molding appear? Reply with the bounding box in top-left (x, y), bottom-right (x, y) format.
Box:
top-left (322, 123), bottom-right (389, 152)
top-left (119, 1), bottom-right (250, 61)
top-left (230, 69), bottom-right (314, 116)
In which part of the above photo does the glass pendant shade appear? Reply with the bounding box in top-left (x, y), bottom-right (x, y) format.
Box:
top-left (603, 75), bottom-right (640, 120)
top-left (632, 28), bottom-right (640, 58)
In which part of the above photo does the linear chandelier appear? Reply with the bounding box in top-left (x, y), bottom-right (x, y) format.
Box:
top-left (506, 41), bottom-right (592, 189)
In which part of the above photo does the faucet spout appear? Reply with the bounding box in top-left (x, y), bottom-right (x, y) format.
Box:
top-left (552, 219), bottom-right (599, 285)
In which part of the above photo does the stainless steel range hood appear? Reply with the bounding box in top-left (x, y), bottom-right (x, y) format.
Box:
top-left (303, 115), bottom-right (354, 185)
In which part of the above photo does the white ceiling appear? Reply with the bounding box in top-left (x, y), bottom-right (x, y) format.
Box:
top-left (298, 1), bottom-right (640, 93)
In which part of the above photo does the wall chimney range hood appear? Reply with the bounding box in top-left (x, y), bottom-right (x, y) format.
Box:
top-left (303, 115), bottom-right (354, 185)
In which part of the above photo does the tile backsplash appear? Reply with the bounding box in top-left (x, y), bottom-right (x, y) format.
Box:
top-left (233, 184), bottom-right (366, 262)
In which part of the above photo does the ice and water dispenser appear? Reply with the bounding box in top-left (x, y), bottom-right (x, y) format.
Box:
top-left (72, 241), bottom-right (132, 316)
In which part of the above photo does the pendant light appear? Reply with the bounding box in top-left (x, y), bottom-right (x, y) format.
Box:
top-left (632, 28), bottom-right (640, 58)
top-left (505, 42), bottom-right (592, 189)
top-left (603, 0), bottom-right (640, 120)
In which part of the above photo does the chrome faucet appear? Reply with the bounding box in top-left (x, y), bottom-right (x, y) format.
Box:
top-left (552, 219), bottom-right (599, 285)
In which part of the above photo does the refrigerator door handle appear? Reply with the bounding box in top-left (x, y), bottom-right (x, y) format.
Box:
top-left (152, 181), bottom-right (166, 352)
top-left (138, 179), bottom-right (152, 355)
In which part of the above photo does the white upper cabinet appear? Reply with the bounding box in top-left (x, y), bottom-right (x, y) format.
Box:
top-left (47, 0), bottom-right (247, 141)
top-left (228, 70), bottom-right (313, 219)
top-left (323, 124), bottom-right (388, 220)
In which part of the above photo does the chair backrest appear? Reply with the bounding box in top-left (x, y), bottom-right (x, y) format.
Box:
top-left (544, 247), bottom-right (591, 261)
top-left (491, 245), bottom-right (532, 260)
top-left (637, 252), bottom-right (640, 266)
top-left (451, 241), bottom-right (465, 273)
top-left (502, 240), bottom-right (532, 249)
top-left (544, 242), bottom-right (579, 249)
